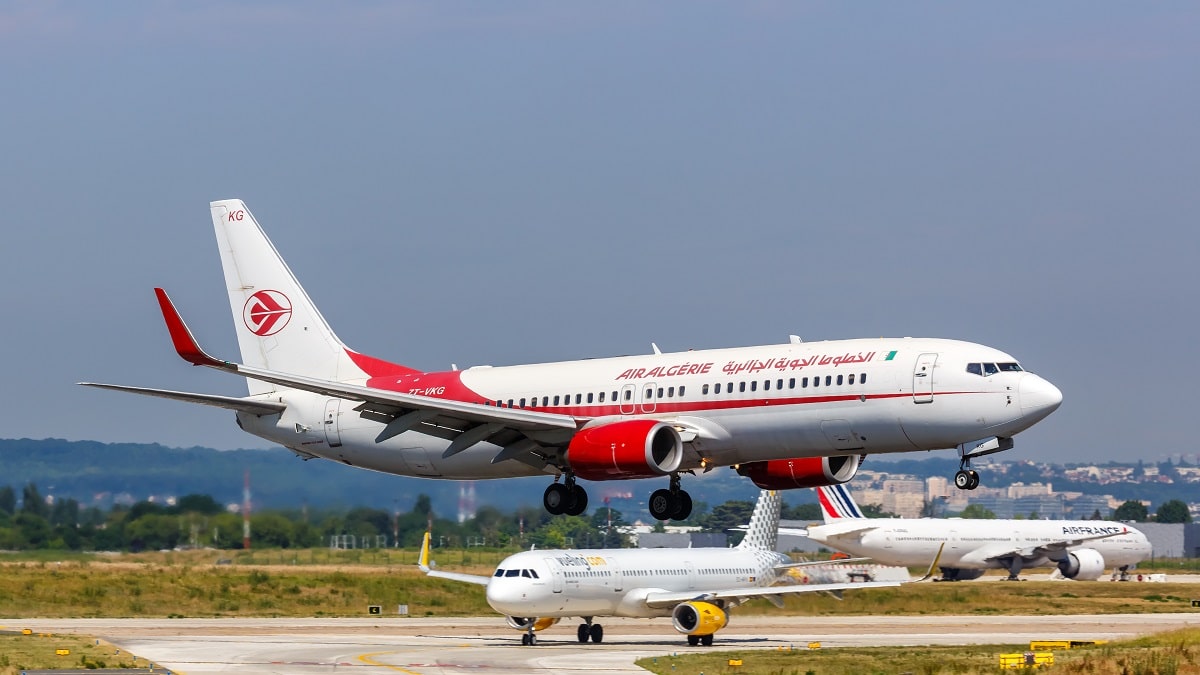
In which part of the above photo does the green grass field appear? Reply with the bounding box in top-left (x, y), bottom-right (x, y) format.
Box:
top-left (0, 633), bottom-right (145, 675)
top-left (3, 549), bottom-right (1200, 618)
top-left (637, 628), bottom-right (1200, 675)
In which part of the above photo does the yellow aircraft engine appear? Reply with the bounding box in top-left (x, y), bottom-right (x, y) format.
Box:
top-left (506, 616), bottom-right (560, 632)
top-left (671, 601), bottom-right (728, 645)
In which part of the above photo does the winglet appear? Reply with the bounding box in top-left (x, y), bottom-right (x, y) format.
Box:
top-left (418, 531), bottom-right (432, 573)
top-left (913, 542), bottom-right (946, 582)
top-left (154, 288), bottom-right (225, 368)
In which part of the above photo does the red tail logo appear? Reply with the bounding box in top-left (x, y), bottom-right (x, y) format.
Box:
top-left (243, 290), bottom-right (292, 336)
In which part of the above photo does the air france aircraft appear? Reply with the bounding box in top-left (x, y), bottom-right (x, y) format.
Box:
top-left (800, 485), bottom-right (1151, 581)
top-left (81, 199), bottom-right (1062, 521)
top-left (418, 490), bottom-right (928, 646)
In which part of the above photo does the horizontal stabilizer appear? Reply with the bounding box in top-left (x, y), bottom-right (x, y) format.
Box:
top-left (78, 383), bottom-right (286, 416)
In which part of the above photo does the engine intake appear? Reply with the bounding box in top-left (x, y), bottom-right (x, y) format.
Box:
top-left (566, 419), bottom-right (683, 480)
top-left (671, 601), bottom-right (728, 636)
top-left (736, 454), bottom-right (861, 490)
top-left (505, 616), bottom-right (560, 632)
top-left (1057, 548), bottom-right (1106, 581)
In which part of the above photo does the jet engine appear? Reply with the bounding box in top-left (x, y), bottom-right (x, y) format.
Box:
top-left (938, 567), bottom-right (985, 581)
top-left (671, 601), bottom-right (728, 636)
top-left (1057, 548), bottom-right (1106, 580)
top-left (736, 454), bottom-right (860, 490)
top-left (505, 616), bottom-right (560, 632)
top-left (566, 419), bottom-right (683, 480)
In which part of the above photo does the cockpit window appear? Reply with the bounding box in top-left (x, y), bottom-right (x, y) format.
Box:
top-left (505, 569), bottom-right (521, 577)
top-left (494, 569), bottom-right (505, 577)
top-left (521, 569), bottom-right (534, 578)
top-left (967, 362), bottom-right (1024, 376)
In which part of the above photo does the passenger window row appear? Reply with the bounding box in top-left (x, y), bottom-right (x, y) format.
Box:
top-left (486, 372), bottom-right (867, 409)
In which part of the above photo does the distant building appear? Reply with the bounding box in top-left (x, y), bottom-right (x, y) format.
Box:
top-left (1135, 523), bottom-right (1200, 558)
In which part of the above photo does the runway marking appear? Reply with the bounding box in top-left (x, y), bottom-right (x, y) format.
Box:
top-left (357, 651), bottom-right (424, 674)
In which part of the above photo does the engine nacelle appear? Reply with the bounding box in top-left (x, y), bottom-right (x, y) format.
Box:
top-left (566, 419), bottom-right (683, 481)
top-left (671, 601), bottom-right (728, 636)
top-left (1057, 548), bottom-right (1106, 580)
top-left (736, 454), bottom-right (860, 490)
top-left (939, 567), bottom-right (985, 581)
top-left (505, 616), bottom-right (560, 632)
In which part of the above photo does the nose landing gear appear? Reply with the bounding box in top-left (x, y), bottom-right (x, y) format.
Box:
top-left (952, 437), bottom-right (1015, 491)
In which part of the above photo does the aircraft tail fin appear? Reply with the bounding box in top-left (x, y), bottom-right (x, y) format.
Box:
top-left (816, 485), bottom-right (866, 524)
top-left (209, 200), bottom-right (416, 395)
top-left (737, 490), bottom-right (782, 552)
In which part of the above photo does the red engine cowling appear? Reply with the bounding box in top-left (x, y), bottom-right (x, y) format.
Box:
top-left (736, 454), bottom-right (860, 490)
top-left (566, 419), bottom-right (683, 481)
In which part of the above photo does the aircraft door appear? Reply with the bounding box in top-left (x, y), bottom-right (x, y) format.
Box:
top-left (619, 384), bottom-right (636, 415)
top-left (912, 353), bottom-right (937, 404)
top-left (544, 558), bottom-right (563, 593)
top-left (608, 557), bottom-right (623, 592)
top-left (639, 382), bottom-right (657, 413)
top-left (324, 399), bottom-right (342, 447)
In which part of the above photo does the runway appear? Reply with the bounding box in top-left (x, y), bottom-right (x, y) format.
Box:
top-left (9, 614), bottom-right (1200, 674)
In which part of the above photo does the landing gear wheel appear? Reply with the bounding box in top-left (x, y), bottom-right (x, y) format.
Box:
top-left (967, 470), bottom-right (980, 490)
top-left (701, 634), bottom-right (714, 646)
top-left (589, 623), bottom-right (603, 643)
top-left (687, 635), bottom-right (700, 646)
top-left (565, 483), bottom-right (589, 516)
top-left (954, 470), bottom-right (972, 490)
top-left (577, 623), bottom-right (590, 643)
top-left (544, 483), bottom-right (569, 515)
top-left (671, 490), bottom-right (693, 521)
top-left (521, 633), bottom-right (532, 646)
top-left (649, 489), bottom-right (674, 521)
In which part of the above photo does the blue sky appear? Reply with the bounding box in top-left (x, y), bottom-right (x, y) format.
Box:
top-left (2, 3), bottom-right (1198, 466)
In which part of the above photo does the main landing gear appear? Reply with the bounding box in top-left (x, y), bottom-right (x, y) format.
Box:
top-left (577, 619), bottom-right (603, 643)
top-left (543, 476), bottom-right (588, 516)
top-left (686, 634), bottom-right (714, 646)
top-left (649, 474), bottom-right (693, 521)
top-left (544, 474), bottom-right (692, 521)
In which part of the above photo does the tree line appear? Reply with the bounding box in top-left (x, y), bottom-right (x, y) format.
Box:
top-left (0, 483), bottom-right (816, 552)
top-left (0, 483), bottom-right (1187, 553)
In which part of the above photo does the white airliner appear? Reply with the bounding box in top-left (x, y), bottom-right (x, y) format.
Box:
top-left (81, 199), bottom-right (1063, 520)
top-left (800, 485), bottom-right (1151, 581)
top-left (418, 489), bottom-right (926, 646)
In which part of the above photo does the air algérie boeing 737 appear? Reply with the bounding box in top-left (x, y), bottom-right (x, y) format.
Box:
top-left (82, 200), bottom-right (1062, 520)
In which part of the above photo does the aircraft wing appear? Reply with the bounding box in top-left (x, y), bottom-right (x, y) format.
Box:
top-left (643, 578), bottom-right (902, 609)
top-left (984, 528), bottom-right (1132, 563)
top-left (418, 532), bottom-right (491, 586)
top-left (773, 556), bottom-right (871, 571)
top-left (146, 288), bottom-right (579, 467)
top-left (77, 382), bottom-right (287, 416)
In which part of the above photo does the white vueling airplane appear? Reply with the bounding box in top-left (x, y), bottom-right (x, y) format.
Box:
top-left (803, 485), bottom-right (1151, 581)
top-left (81, 199), bottom-right (1062, 521)
top-left (419, 489), bottom-right (928, 646)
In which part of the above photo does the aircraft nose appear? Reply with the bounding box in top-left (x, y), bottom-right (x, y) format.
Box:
top-left (1019, 374), bottom-right (1063, 421)
top-left (485, 582), bottom-right (522, 614)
